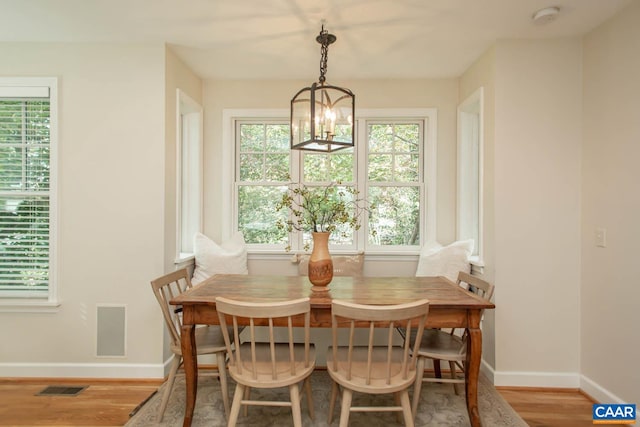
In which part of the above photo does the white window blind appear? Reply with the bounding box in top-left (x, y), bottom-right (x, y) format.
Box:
top-left (0, 79), bottom-right (56, 299)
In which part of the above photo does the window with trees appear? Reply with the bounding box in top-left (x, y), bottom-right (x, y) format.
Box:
top-left (228, 109), bottom-right (436, 254)
top-left (0, 78), bottom-right (57, 303)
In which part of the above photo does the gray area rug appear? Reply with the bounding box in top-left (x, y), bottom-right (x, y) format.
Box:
top-left (126, 370), bottom-right (527, 426)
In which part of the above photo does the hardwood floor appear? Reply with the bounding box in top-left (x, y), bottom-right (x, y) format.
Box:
top-left (0, 377), bottom-right (597, 426)
top-left (0, 378), bottom-right (161, 426)
top-left (498, 387), bottom-right (597, 427)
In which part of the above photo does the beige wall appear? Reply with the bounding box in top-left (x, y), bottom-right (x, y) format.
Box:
top-left (164, 47), bottom-right (203, 270)
top-left (162, 47), bottom-right (203, 362)
top-left (459, 47), bottom-right (496, 369)
top-left (581, 0), bottom-right (640, 403)
top-left (0, 43), bottom-right (167, 377)
top-left (493, 39), bottom-right (583, 385)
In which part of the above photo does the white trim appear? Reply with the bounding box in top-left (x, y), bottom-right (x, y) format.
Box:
top-left (176, 89), bottom-right (203, 258)
top-left (357, 108), bottom-right (437, 244)
top-left (247, 251), bottom-right (420, 262)
top-left (221, 109), bottom-right (288, 241)
top-left (481, 358), bottom-right (496, 383)
top-left (0, 362), bottom-right (164, 379)
top-left (456, 87), bottom-right (483, 261)
top-left (0, 300), bottom-right (61, 313)
top-left (222, 108), bottom-right (437, 250)
top-left (0, 77), bottom-right (59, 305)
top-left (581, 374), bottom-right (628, 404)
top-left (493, 370), bottom-right (580, 388)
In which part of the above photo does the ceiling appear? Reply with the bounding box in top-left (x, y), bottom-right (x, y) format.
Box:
top-left (0, 0), bottom-right (632, 80)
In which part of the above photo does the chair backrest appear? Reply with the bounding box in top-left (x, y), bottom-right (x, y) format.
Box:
top-left (330, 299), bottom-right (430, 385)
top-left (150, 268), bottom-right (193, 349)
top-left (216, 297), bottom-right (313, 380)
top-left (297, 253), bottom-right (364, 277)
top-left (457, 271), bottom-right (494, 301)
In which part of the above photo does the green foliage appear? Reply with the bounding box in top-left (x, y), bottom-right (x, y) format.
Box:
top-left (0, 99), bottom-right (51, 289)
top-left (275, 181), bottom-right (374, 251)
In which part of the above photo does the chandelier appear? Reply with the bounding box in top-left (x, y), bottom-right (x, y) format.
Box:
top-left (290, 25), bottom-right (355, 152)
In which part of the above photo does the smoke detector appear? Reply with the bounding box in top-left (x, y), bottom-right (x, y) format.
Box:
top-left (532, 6), bottom-right (560, 24)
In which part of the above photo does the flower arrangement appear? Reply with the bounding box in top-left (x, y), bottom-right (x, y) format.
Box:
top-left (275, 181), bottom-right (372, 251)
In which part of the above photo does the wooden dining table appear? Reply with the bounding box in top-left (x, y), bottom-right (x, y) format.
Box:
top-left (170, 274), bottom-right (495, 427)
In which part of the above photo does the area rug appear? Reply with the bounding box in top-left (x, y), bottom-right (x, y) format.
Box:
top-left (126, 370), bottom-right (527, 426)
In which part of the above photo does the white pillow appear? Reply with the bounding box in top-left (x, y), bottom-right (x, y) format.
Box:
top-left (415, 239), bottom-right (474, 282)
top-left (192, 232), bottom-right (248, 285)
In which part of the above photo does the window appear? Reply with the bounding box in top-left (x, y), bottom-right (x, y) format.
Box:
top-left (0, 77), bottom-right (57, 304)
top-left (457, 88), bottom-right (483, 260)
top-left (224, 109), bottom-right (436, 254)
top-left (176, 90), bottom-right (202, 259)
top-left (367, 121), bottom-right (422, 248)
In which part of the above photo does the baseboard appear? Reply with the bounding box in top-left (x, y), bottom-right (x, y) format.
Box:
top-left (0, 362), bottom-right (165, 379)
top-left (493, 370), bottom-right (580, 388)
top-left (480, 359), bottom-right (495, 383)
top-left (580, 374), bottom-right (627, 404)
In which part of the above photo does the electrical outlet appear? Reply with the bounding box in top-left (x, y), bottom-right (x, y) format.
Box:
top-left (595, 228), bottom-right (606, 248)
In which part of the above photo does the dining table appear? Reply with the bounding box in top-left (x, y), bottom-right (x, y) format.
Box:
top-left (170, 274), bottom-right (495, 427)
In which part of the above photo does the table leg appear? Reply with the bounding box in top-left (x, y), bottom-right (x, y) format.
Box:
top-left (465, 325), bottom-right (482, 427)
top-left (181, 324), bottom-right (197, 427)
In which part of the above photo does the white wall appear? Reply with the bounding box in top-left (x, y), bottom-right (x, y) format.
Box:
top-left (493, 39), bottom-right (583, 387)
top-left (0, 43), bottom-right (167, 378)
top-left (581, 0), bottom-right (640, 404)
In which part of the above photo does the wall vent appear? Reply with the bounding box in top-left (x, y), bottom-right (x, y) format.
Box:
top-left (96, 304), bottom-right (127, 357)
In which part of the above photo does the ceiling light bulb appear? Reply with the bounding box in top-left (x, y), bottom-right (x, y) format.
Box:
top-left (532, 6), bottom-right (560, 24)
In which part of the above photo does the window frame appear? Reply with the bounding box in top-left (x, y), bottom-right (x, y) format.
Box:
top-left (175, 89), bottom-right (203, 261)
top-left (0, 77), bottom-right (59, 310)
top-left (223, 108), bottom-right (436, 256)
top-left (456, 88), bottom-right (484, 264)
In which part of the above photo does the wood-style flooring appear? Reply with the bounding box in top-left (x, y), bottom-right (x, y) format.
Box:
top-left (0, 376), bottom-right (597, 426)
top-left (498, 386), bottom-right (597, 427)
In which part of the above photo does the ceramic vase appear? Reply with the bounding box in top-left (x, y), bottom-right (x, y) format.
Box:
top-left (308, 231), bottom-right (333, 290)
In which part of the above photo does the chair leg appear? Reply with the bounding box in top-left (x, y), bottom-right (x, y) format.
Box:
top-left (289, 383), bottom-right (302, 427)
top-left (216, 351), bottom-right (230, 419)
top-left (412, 356), bottom-right (425, 420)
top-left (243, 386), bottom-right (250, 417)
top-left (399, 389), bottom-right (415, 427)
top-left (304, 377), bottom-right (314, 420)
top-left (227, 383), bottom-right (244, 427)
top-left (394, 392), bottom-right (403, 423)
top-left (157, 355), bottom-right (181, 422)
top-left (449, 361), bottom-right (460, 395)
top-left (338, 388), bottom-right (353, 427)
top-left (328, 380), bottom-right (339, 424)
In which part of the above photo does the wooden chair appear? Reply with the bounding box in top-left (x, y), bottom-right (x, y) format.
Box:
top-left (327, 299), bottom-right (430, 427)
top-left (411, 271), bottom-right (494, 418)
top-left (150, 268), bottom-right (231, 421)
top-left (215, 297), bottom-right (316, 427)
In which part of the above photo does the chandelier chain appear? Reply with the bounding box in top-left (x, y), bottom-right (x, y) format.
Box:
top-left (319, 40), bottom-right (329, 84)
top-left (317, 26), bottom-right (335, 84)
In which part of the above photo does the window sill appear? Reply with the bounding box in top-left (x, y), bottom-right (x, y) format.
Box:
top-left (247, 250), bottom-right (420, 262)
top-left (0, 299), bottom-right (61, 313)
